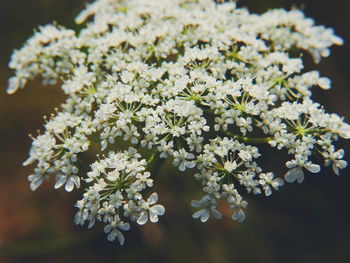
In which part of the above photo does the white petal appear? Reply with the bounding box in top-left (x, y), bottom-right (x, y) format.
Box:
top-left (107, 230), bottom-right (117, 242)
top-left (192, 209), bottom-right (209, 222)
top-left (149, 210), bottom-right (159, 223)
top-left (317, 77), bottom-right (331, 90)
top-left (28, 174), bottom-right (40, 182)
top-left (23, 156), bottom-right (35, 166)
top-left (264, 187), bottom-right (272, 196)
top-left (338, 160), bottom-right (348, 169)
top-left (30, 178), bottom-right (43, 191)
top-left (333, 160), bottom-right (347, 175)
top-left (152, 204), bottom-right (165, 216)
top-left (148, 192), bottom-right (158, 205)
top-left (200, 210), bottom-right (210, 222)
top-left (211, 208), bottom-right (222, 219)
top-left (65, 177), bottom-right (75, 192)
top-left (119, 222), bottom-right (130, 231)
top-left (192, 210), bottom-right (203, 219)
top-left (232, 209), bottom-right (245, 223)
top-left (296, 170), bottom-right (305, 184)
top-left (72, 176), bottom-right (81, 189)
top-left (101, 140), bottom-right (107, 151)
top-left (332, 35), bottom-right (344, 45)
top-left (179, 162), bottom-right (186, 171)
top-left (88, 218), bottom-right (96, 229)
top-left (284, 168), bottom-right (298, 183)
top-left (186, 161), bottom-right (195, 169)
top-left (187, 153), bottom-right (195, 160)
top-left (304, 163), bottom-right (320, 173)
top-left (7, 77), bottom-right (20, 94)
top-left (339, 123), bottom-right (350, 139)
top-left (272, 178), bottom-right (284, 189)
top-left (74, 211), bottom-right (84, 225)
top-left (191, 200), bottom-right (201, 208)
top-left (137, 211), bottom-right (148, 225)
top-left (104, 225), bottom-right (112, 234)
top-left (115, 230), bottom-right (125, 245)
top-left (332, 163), bottom-right (340, 176)
top-left (286, 160), bottom-right (296, 169)
top-left (54, 175), bottom-right (67, 189)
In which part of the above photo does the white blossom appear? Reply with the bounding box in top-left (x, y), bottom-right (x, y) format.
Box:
top-left (8, 0), bottom-right (349, 245)
top-left (191, 195), bottom-right (222, 222)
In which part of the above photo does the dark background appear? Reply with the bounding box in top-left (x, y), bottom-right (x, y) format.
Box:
top-left (0, 0), bottom-right (349, 262)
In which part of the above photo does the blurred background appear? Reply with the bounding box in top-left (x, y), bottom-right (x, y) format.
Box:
top-left (0, 0), bottom-right (349, 262)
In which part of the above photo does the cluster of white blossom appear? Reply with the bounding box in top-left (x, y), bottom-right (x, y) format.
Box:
top-left (74, 147), bottom-right (164, 244)
top-left (8, 0), bottom-right (349, 245)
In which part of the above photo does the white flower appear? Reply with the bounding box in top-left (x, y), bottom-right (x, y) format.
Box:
top-left (232, 209), bottom-right (246, 223)
top-left (109, 191), bottom-right (124, 208)
top-left (224, 161), bottom-right (237, 173)
top-left (332, 160), bottom-right (348, 175)
top-left (323, 148), bottom-right (348, 175)
top-left (173, 149), bottom-right (195, 172)
top-left (104, 215), bottom-right (130, 245)
top-left (285, 159), bottom-right (320, 183)
top-left (7, 0), bottom-right (349, 245)
top-left (137, 193), bottom-right (165, 225)
top-left (157, 140), bottom-right (174, 158)
top-left (259, 173), bottom-right (284, 196)
top-left (191, 195), bottom-right (222, 222)
top-left (230, 195), bottom-right (248, 223)
top-left (238, 150), bottom-right (252, 162)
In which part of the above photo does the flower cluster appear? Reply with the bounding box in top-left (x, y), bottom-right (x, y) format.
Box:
top-left (8, 0), bottom-right (349, 245)
top-left (74, 148), bottom-right (164, 244)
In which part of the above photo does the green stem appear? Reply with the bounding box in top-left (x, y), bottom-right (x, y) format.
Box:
top-left (147, 149), bottom-right (157, 167)
top-left (222, 130), bottom-right (272, 144)
top-left (146, 149), bottom-right (166, 176)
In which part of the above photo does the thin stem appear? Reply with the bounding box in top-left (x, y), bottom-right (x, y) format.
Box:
top-left (147, 149), bottom-right (157, 167)
top-left (146, 148), bottom-right (166, 176)
top-left (222, 130), bottom-right (272, 144)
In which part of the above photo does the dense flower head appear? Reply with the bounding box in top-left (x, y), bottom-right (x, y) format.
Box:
top-left (8, 0), bottom-right (349, 245)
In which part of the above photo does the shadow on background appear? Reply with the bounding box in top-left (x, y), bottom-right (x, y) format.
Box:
top-left (0, 0), bottom-right (349, 262)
